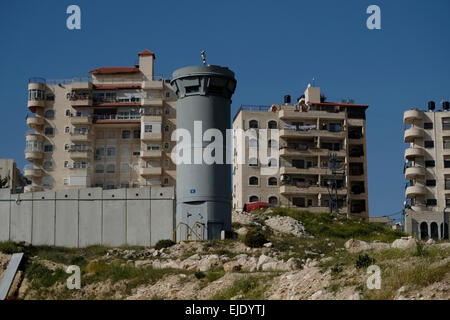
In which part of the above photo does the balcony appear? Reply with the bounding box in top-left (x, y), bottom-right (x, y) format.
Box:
top-left (70, 97), bottom-right (93, 107)
top-left (24, 165), bottom-right (42, 178)
top-left (139, 167), bottom-right (162, 176)
top-left (280, 166), bottom-right (328, 175)
top-left (279, 109), bottom-right (345, 120)
top-left (403, 109), bottom-right (422, 124)
top-left (279, 147), bottom-right (346, 158)
top-left (70, 116), bottom-right (92, 125)
top-left (141, 97), bottom-right (163, 107)
top-left (142, 80), bottom-right (164, 90)
top-left (405, 166), bottom-right (426, 180)
top-left (25, 131), bottom-right (44, 142)
top-left (280, 185), bottom-right (347, 195)
top-left (70, 133), bottom-right (93, 142)
top-left (141, 150), bottom-right (162, 159)
top-left (141, 132), bottom-right (162, 142)
top-left (25, 150), bottom-right (43, 162)
top-left (26, 116), bottom-right (45, 129)
top-left (280, 129), bottom-right (345, 139)
top-left (141, 115), bottom-right (162, 122)
top-left (404, 127), bottom-right (422, 142)
top-left (68, 149), bottom-right (92, 160)
top-left (405, 185), bottom-right (426, 198)
top-left (27, 99), bottom-right (46, 109)
top-left (404, 147), bottom-right (424, 160)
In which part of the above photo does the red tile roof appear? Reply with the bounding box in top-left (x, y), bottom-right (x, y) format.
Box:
top-left (138, 49), bottom-right (155, 57)
top-left (89, 67), bottom-right (140, 74)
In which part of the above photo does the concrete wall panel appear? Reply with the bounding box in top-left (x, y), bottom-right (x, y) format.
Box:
top-left (32, 191), bottom-right (56, 246)
top-left (10, 192), bottom-right (33, 243)
top-left (79, 188), bottom-right (102, 247)
top-left (55, 189), bottom-right (79, 247)
top-left (127, 188), bottom-right (151, 246)
top-left (0, 190), bottom-right (11, 242)
top-left (102, 189), bottom-right (126, 246)
top-left (151, 187), bottom-right (175, 245)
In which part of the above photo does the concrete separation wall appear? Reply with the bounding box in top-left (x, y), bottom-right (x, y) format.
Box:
top-left (0, 186), bottom-right (175, 247)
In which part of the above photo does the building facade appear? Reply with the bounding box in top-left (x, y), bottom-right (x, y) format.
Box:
top-left (232, 85), bottom-right (369, 219)
top-left (403, 103), bottom-right (450, 239)
top-left (24, 50), bottom-right (177, 192)
top-left (0, 159), bottom-right (28, 193)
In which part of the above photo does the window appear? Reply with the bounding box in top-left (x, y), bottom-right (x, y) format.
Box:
top-left (249, 120), bottom-right (258, 129)
top-left (424, 122), bottom-right (433, 129)
top-left (94, 183), bottom-right (104, 188)
top-left (144, 125), bottom-right (153, 133)
top-left (164, 125), bottom-right (169, 132)
top-left (426, 180), bottom-right (436, 186)
top-left (268, 139), bottom-right (278, 148)
top-left (164, 159), bottom-right (169, 168)
top-left (249, 157), bottom-right (258, 166)
top-left (42, 176), bottom-right (52, 188)
top-left (268, 196), bottom-right (278, 207)
top-left (163, 177), bottom-right (169, 185)
top-left (249, 195), bottom-right (259, 202)
top-left (249, 176), bottom-right (259, 185)
top-left (268, 158), bottom-right (278, 167)
top-left (268, 120), bottom-right (277, 129)
top-left (65, 144), bottom-right (70, 151)
top-left (426, 199), bottom-right (437, 206)
top-left (65, 127), bottom-right (70, 133)
top-left (44, 144), bottom-right (53, 152)
top-left (63, 179), bottom-right (69, 186)
top-left (165, 92), bottom-right (170, 99)
top-left (44, 109), bottom-right (55, 119)
top-left (107, 147), bottom-right (116, 157)
top-left (164, 143), bottom-right (169, 149)
top-left (95, 164), bottom-right (104, 174)
top-left (424, 140), bottom-right (434, 148)
top-left (425, 160), bottom-right (435, 168)
top-left (165, 107), bottom-right (170, 114)
top-left (249, 139), bottom-right (258, 147)
top-left (64, 161), bottom-right (69, 168)
top-left (268, 177), bottom-right (278, 186)
top-left (106, 164), bottom-right (115, 173)
top-left (133, 151), bottom-right (140, 156)
top-left (66, 109), bottom-right (71, 116)
top-left (445, 160), bottom-right (450, 168)
top-left (133, 130), bottom-right (140, 139)
top-left (442, 118), bottom-right (450, 130)
top-left (45, 94), bottom-right (55, 101)
top-left (147, 144), bottom-right (160, 151)
top-left (122, 130), bottom-right (131, 139)
top-left (44, 127), bottom-right (54, 136)
top-left (43, 160), bottom-right (52, 170)
top-left (95, 148), bottom-right (105, 157)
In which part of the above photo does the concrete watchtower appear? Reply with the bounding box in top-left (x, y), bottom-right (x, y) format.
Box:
top-left (171, 65), bottom-right (237, 240)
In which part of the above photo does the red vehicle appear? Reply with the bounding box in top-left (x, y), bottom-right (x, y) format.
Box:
top-left (243, 201), bottom-right (269, 213)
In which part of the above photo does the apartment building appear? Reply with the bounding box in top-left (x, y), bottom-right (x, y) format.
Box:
top-left (24, 50), bottom-right (177, 191)
top-left (232, 85), bottom-right (369, 219)
top-left (403, 101), bottom-right (450, 239)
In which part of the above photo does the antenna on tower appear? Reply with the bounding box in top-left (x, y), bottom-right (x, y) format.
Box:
top-left (312, 77), bottom-right (316, 87)
top-left (201, 50), bottom-right (207, 65)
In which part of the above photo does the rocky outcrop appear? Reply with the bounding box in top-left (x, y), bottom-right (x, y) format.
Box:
top-left (264, 215), bottom-right (309, 237)
top-left (391, 236), bottom-right (417, 249)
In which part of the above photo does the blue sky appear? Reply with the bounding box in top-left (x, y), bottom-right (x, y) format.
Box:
top-left (0, 0), bottom-right (449, 218)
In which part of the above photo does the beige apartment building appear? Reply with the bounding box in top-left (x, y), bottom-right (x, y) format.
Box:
top-left (403, 103), bottom-right (450, 239)
top-left (232, 85), bottom-right (369, 219)
top-left (24, 50), bottom-right (177, 192)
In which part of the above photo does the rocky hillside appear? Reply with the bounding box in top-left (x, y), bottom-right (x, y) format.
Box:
top-left (1, 208), bottom-right (449, 300)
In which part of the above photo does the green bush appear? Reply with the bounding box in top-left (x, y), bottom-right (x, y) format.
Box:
top-left (355, 253), bottom-right (375, 269)
top-left (244, 230), bottom-right (267, 248)
top-left (194, 271), bottom-right (206, 279)
top-left (0, 242), bottom-right (22, 254)
top-left (414, 241), bottom-right (427, 256)
top-left (331, 263), bottom-right (343, 274)
top-left (155, 239), bottom-right (176, 250)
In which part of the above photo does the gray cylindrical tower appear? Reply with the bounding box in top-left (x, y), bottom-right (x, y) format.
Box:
top-left (171, 65), bottom-right (237, 240)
